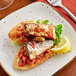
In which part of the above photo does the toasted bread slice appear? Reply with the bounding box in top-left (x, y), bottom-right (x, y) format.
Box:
top-left (9, 20), bottom-right (56, 44)
top-left (14, 46), bottom-right (55, 70)
top-left (8, 21), bottom-right (35, 44)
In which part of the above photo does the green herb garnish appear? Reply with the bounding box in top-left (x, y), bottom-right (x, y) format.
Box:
top-left (54, 24), bottom-right (63, 44)
top-left (12, 41), bottom-right (23, 46)
top-left (36, 19), bottom-right (42, 24)
top-left (43, 20), bottom-right (50, 24)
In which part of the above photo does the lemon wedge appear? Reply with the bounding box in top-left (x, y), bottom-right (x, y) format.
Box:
top-left (51, 36), bottom-right (71, 53)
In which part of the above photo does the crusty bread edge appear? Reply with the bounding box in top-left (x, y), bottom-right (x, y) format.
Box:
top-left (8, 20), bottom-right (35, 44)
top-left (13, 49), bottom-right (55, 70)
top-left (13, 20), bottom-right (55, 70)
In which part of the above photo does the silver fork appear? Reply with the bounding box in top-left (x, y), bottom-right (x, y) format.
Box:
top-left (47, 0), bottom-right (76, 22)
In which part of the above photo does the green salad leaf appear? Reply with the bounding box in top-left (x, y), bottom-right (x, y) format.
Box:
top-left (43, 20), bottom-right (50, 24)
top-left (12, 41), bottom-right (23, 46)
top-left (54, 24), bottom-right (63, 44)
top-left (36, 19), bottom-right (42, 24)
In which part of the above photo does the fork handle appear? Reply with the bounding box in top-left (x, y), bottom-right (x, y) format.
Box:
top-left (60, 4), bottom-right (76, 22)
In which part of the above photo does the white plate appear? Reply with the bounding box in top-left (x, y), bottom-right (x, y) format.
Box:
top-left (0, 2), bottom-right (76, 76)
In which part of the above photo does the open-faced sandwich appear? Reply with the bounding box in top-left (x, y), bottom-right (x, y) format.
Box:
top-left (8, 20), bottom-right (56, 44)
top-left (8, 19), bottom-right (71, 70)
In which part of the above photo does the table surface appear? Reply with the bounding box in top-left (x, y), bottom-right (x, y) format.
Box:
top-left (0, 0), bottom-right (76, 76)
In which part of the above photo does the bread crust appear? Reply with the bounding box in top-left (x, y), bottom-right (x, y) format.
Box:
top-left (11, 20), bottom-right (55, 70)
top-left (13, 47), bottom-right (55, 70)
top-left (8, 21), bottom-right (35, 44)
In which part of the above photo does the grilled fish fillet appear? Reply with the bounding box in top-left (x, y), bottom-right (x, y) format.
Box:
top-left (14, 40), bottom-right (55, 70)
top-left (8, 21), bottom-right (56, 44)
top-left (25, 23), bottom-right (56, 39)
top-left (27, 40), bottom-right (54, 59)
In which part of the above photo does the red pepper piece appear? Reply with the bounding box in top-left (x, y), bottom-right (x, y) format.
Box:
top-left (35, 58), bottom-right (39, 62)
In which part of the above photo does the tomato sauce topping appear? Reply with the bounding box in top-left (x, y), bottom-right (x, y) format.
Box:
top-left (29, 42), bottom-right (35, 49)
top-left (18, 48), bottom-right (50, 67)
top-left (34, 27), bottom-right (40, 33)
